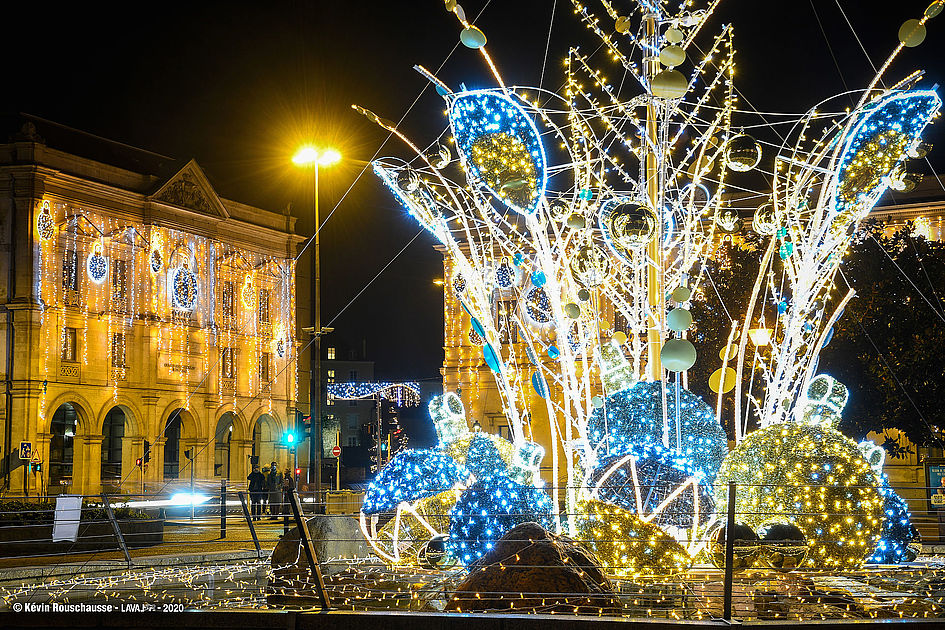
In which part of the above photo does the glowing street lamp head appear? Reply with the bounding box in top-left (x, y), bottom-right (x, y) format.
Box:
top-left (292, 145), bottom-right (341, 168)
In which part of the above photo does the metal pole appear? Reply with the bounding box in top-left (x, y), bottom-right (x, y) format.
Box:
top-left (722, 481), bottom-right (737, 622)
top-left (220, 479), bottom-right (226, 539)
top-left (336, 429), bottom-right (341, 491)
top-left (101, 493), bottom-right (132, 568)
top-left (288, 489), bottom-right (332, 610)
top-left (644, 12), bottom-right (663, 380)
top-left (189, 451), bottom-right (195, 522)
top-left (308, 164), bottom-right (323, 497)
top-left (237, 491), bottom-right (262, 559)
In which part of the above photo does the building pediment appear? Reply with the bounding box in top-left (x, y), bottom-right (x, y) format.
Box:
top-left (150, 159), bottom-right (228, 218)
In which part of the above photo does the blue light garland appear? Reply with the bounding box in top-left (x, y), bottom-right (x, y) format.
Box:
top-left (448, 472), bottom-right (555, 566)
top-left (869, 474), bottom-right (918, 564)
top-left (361, 449), bottom-right (468, 515)
top-left (587, 381), bottom-right (728, 483)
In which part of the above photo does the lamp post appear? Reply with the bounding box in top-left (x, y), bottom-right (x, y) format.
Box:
top-left (292, 145), bottom-right (341, 499)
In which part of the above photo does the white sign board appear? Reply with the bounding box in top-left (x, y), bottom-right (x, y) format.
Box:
top-left (52, 495), bottom-right (83, 543)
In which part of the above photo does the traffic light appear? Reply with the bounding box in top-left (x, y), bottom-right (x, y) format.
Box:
top-left (294, 467), bottom-right (301, 477)
top-left (284, 430), bottom-right (297, 445)
top-left (135, 457), bottom-right (143, 467)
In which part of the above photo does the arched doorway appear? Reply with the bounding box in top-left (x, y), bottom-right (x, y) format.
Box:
top-left (101, 407), bottom-right (125, 488)
top-left (252, 415), bottom-right (278, 469)
top-left (214, 412), bottom-right (235, 477)
top-left (50, 403), bottom-right (78, 490)
top-left (164, 411), bottom-right (183, 479)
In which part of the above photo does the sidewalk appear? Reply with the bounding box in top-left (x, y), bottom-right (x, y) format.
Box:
top-left (0, 515), bottom-right (287, 581)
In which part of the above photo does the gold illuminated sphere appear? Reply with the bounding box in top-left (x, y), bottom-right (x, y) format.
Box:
top-left (574, 500), bottom-right (692, 577)
top-left (715, 423), bottom-right (882, 568)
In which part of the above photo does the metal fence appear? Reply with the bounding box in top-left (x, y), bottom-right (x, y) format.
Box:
top-left (0, 482), bottom-right (943, 622)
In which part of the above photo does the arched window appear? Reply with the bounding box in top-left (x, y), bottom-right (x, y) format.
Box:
top-left (253, 415), bottom-right (278, 468)
top-left (101, 407), bottom-right (125, 486)
top-left (214, 413), bottom-right (235, 477)
top-left (49, 403), bottom-right (78, 489)
top-left (164, 411), bottom-right (183, 479)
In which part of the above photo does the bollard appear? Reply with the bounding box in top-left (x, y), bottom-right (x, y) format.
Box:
top-left (722, 481), bottom-right (736, 622)
top-left (220, 479), bottom-right (227, 539)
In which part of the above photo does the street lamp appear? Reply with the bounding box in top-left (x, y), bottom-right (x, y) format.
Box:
top-left (292, 145), bottom-right (341, 500)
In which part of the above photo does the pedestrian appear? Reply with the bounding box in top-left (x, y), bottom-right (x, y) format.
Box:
top-left (282, 467), bottom-right (295, 514)
top-left (247, 464), bottom-right (266, 521)
top-left (260, 466), bottom-right (270, 514)
top-left (267, 461), bottom-right (282, 519)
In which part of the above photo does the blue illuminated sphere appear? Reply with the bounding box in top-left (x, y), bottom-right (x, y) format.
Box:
top-left (869, 477), bottom-right (917, 564)
top-left (362, 449), bottom-right (468, 515)
top-left (448, 473), bottom-right (555, 566)
top-left (588, 445), bottom-right (714, 529)
top-left (463, 433), bottom-right (511, 479)
top-left (587, 381), bottom-right (727, 482)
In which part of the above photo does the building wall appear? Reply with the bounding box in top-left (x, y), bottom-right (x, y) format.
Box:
top-left (0, 135), bottom-right (302, 496)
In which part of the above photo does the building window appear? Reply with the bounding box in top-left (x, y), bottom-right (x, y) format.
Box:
top-left (327, 369), bottom-right (335, 384)
top-left (613, 310), bottom-right (629, 336)
top-left (260, 352), bottom-right (271, 383)
top-left (258, 288), bottom-right (270, 324)
top-left (349, 370), bottom-right (358, 381)
top-left (221, 281), bottom-right (235, 318)
top-left (495, 299), bottom-right (519, 343)
top-left (222, 348), bottom-right (236, 378)
top-left (111, 258), bottom-right (127, 304)
top-left (347, 436), bottom-right (359, 447)
top-left (62, 327), bottom-right (77, 362)
top-left (327, 347), bottom-right (336, 360)
top-left (111, 333), bottom-right (125, 368)
top-left (62, 249), bottom-right (79, 292)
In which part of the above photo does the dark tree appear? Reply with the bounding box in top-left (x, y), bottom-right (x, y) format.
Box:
top-left (821, 221), bottom-right (945, 449)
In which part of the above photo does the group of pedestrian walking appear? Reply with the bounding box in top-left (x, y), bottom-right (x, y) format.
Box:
top-left (246, 461), bottom-right (296, 521)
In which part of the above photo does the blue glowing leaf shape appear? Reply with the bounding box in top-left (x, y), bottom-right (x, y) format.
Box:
top-left (531, 371), bottom-right (548, 399)
top-left (361, 449), bottom-right (468, 514)
top-left (448, 90), bottom-right (547, 215)
top-left (482, 342), bottom-right (503, 373)
top-left (831, 90), bottom-right (940, 221)
top-left (373, 161), bottom-right (450, 245)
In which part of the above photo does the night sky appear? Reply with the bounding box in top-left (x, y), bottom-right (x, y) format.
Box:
top-left (6, 0), bottom-right (943, 382)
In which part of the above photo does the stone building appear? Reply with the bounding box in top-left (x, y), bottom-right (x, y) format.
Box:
top-left (0, 119), bottom-right (302, 496)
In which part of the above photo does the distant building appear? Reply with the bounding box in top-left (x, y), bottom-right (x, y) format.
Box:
top-left (0, 117), bottom-right (302, 496)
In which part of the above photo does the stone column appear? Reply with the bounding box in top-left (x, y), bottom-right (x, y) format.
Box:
top-left (149, 437), bottom-right (166, 487)
top-left (73, 434), bottom-right (103, 496)
top-left (229, 438), bottom-right (254, 488)
top-left (123, 436), bottom-right (145, 495)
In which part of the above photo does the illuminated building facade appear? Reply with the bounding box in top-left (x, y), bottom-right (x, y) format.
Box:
top-left (0, 120), bottom-right (302, 496)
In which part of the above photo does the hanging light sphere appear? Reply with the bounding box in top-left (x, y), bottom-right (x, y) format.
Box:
top-left (898, 19), bottom-right (927, 47)
top-left (666, 307), bottom-right (693, 332)
top-left (603, 202), bottom-right (658, 255)
top-left (569, 244), bottom-right (609, 287)
top-left (566, 213), bottom-right (587, 229)
top-left (564, 302), bottom-right (581, 319)
top-left (426, 144), bottom-right (451, 169)
top-left (651, 69), bottom-right (688, 99)
top-left (671, 286), bottom-right (691, 302)
top-left (577, 288), bottom-right (591, 302)
top-left (659, 45), bottom-right (686, 68)
top-left (752, 202), bottom-right (778, 235)
top-left (459, 25), bottom-right (488, 49)
top-left (397, 168), bottom-right (420, 192)
top-left (665, 27), bottom-right (684, 44)
top-left (660, 338), bottom-right (696, 371)
top-left (724, 134), bottom-right (762, 172)
top-left (716, 209), bottom-right (743, 233)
